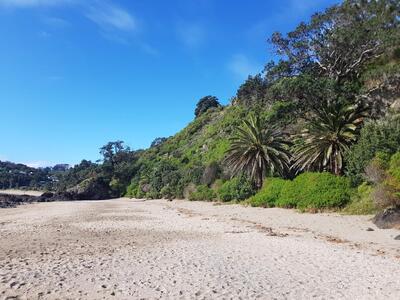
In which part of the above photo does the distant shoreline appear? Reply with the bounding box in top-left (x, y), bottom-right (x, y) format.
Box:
top-left (0, 189), bottom-right (44, 197)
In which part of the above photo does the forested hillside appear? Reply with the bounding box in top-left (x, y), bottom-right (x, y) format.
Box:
top-left (0, 161), bottom-right (68, 190)
top-left (5, 0), bottom-right (400, 217)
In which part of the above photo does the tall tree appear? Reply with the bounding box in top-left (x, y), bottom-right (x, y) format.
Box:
top-left (194, 96), bottom-right (221, 117)
top-left (292, 101), bottom-right (368, 175)
top-left (270, 0), bottom-right (399, 83)
top-left (225, 115), bottom-right (291, 189)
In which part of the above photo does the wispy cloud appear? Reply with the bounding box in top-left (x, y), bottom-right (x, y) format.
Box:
top-left (86, 2), bottom-right (136, 32)
top-left (228, 54), bottom-right (261, 80)
top-left (1, 0), bottom-right (156, 55)
top-left (43, 16), bottom-right (70, 28)
top-left (0, 0), bottom-right (72, 8)
top-left (176, 22), bottom-right (206, 49)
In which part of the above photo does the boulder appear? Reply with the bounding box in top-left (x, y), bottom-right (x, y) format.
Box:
top-left (372, 207), bottom-right (400, 229)
top-left (67, 177), bottom-right (111, 200)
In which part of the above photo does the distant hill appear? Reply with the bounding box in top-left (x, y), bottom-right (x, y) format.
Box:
top-left (0, 161), bottom-right (68, 190)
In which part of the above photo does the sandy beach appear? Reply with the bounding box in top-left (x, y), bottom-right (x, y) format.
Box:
top-left (1, 198), bottom-right (400, 299)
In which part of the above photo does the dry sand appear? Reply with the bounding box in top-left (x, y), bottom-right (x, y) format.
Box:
top-left (1, 198), bottom-right (400, 299)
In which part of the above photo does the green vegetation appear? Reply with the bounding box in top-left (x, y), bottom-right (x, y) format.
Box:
top-left (343, 183), bottom-right (377, 215)
top-left (3, 1), bottom-right (399, 216)
top-left (248, 178), bottom-right (288, 208)
top-left (189, 185), bottom-right (216, 201)
top-left (0, 161), bottom-right (68, 190)
top-left (249, 173), bottom-right (352, 211)
top-left (292, 102), bottom-right (367, 176)
top-left (346, 115), bottom-right (400, 185)
top-left (224, 114), bottom-right (290, 189)
top-left (217, 176), bottom-right (255, 202)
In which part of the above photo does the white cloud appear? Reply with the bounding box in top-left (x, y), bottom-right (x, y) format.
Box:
top-left (1, 0), bottom-right (155, 54)
top-left (0, 0), bottom-right (72, 8)
top-left (228, 54), bottom-right (261, 79)
top-left (176, 23), bottom-right (206, 49)
top-left (86, 2), bottom-right (136, 32)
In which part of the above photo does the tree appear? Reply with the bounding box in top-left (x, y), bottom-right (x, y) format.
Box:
top-left (194, 96), bottom-right (221, 117)
top-left (236, 74), bottom-right (267, 106)
top-left (150, 137), bottom-right (168, 148)
top-left (292, 101), bottom-right (368, 175)
top-left (270, 0), bottom-right (399, 84)
top-left (225, 115), bottom-right (291, 189)
top-left (346, 114), bottom-right (400, 185)
top-left (264, 0), bottom-right (400, 117)
top-left (99, 141), bottom-right (126, 163)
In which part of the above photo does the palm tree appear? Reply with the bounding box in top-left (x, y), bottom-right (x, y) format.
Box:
top-left (292, 101), bottom-right (368, 175)
top-left (225, 114), bottom-right (291, 189)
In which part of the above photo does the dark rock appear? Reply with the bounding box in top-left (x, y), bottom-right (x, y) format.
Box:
top-left (41, 192), bottom-right (54, 199)
top-left (394, 235), bottom-right (400, 240)
top-left (366, 227), bottom-right (375, 231)
top-left (0, 194), bottom-right (37, 208)
top-left (373, 207), bottom-right (400, 229)
top-left (67, 177), bottom-right (111, 200)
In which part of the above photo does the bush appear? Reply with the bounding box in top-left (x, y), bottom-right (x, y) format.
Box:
top-left (373, 151), bottom-right (400, 208)
top-left (125, 181), bottom-right (139, 198)
top-left (290, 172), bottom-right (352, 210)
top-left (217, 176), bottom-right (255, 202)
top-left (109, 178), bottom-right (125, 197)
top-left (363, 152), bottom-right (390, 184)
top-left (160, 185), bottom-right (174, 199)
top-left (346, 114), bottom-right (400, 185)
top-left (189, 185), bottom-right (216, 201)
top-left (248, 178), bottom-right (287, 207)
top-left (248, 172), bottom-right (352, 210)
top-left (343, 183), bottom-right (377, 215)
top-left (388, 152), bottom-right (400, 182)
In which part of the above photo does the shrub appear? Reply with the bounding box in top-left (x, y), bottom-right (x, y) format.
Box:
top-left (189, 185), bottom-right (216, 201)
top-left (217, 176), bottom-right (255, 202)
top-left (343, 182), bottom-right (377, 215)
top-left (363, 152), bottom-right (390, 184)
top-left (388, 152), bottom-right (400, 182)
top-left (125, 181), bottom-right (139, 198)
top-left (346, 114), bottom-right (400, 185)
top-left (290, 172), bottom-right (352, 210)
top-left (248, 178), bottom-right (287, 207)
top-left (109, 178), bottom-right (125, 197)
top-left (371, 184), bottom-right (397, 209)
top-left (160, 185), bottom-right (174, 199)
top-left (376, 151), bottom-right (400, 208)
top-left (248, 172), bottom-right (351, 210)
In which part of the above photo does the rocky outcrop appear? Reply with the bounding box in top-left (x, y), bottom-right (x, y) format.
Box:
top-left (0, 194), bottom-right (37, 208)
top-left (372, 207), bottom-right (400, 229)
top-left (0, 178), bottom-right (114, 208)
top-left (67, 177), bottom-right (111, 200)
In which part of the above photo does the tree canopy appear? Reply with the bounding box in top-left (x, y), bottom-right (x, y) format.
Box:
top-left (194, 96), bottom-right (221, 117)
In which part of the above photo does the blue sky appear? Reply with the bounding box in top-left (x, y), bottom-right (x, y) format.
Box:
top-left (0, 0), bottom-right (339, 167)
